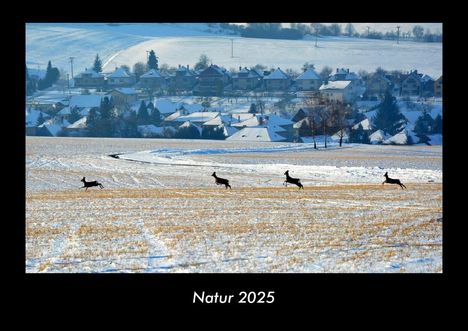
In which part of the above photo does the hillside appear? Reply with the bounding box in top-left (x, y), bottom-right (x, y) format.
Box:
top-left (26, 23), bottom-right (442, 78)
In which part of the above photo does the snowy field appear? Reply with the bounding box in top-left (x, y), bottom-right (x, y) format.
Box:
top-left (26, 137), bottom-right (442, 273)
top-left (26, 23), bottom-right (442, 78)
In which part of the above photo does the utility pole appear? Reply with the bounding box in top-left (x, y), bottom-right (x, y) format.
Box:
top-left (315, 28), bottom-right (318, 47)
top-left (396, 25), bottom-right (401, 44)
top-left (69, 57), bottom-right (75, 79)
top-left (367, 26), bottom-right (370, 37)
top-left (230, 39), bottom-right (234, 58)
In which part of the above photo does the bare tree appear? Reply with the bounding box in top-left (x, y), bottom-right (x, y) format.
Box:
top-left (329, 102), bottom-right (350, 147)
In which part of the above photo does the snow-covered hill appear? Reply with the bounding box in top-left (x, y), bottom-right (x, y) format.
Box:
top-left (26, 23), bottom-right (442, 78)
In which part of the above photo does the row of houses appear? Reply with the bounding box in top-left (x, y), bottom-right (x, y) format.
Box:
top-left (74, 65), bottom-right (443, 99)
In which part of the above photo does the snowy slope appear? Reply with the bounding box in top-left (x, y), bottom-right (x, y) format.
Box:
top-left (26, 23), bottom-right (442, 78)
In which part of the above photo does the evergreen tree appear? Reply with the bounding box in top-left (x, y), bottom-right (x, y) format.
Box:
top-left (137, 101), bottom-right (150, 124)
top-left (26, 66), bottom-right (36, 95)
top-left (414, 112), bottom-right (435, 145)
top-left (147, 50), bottom-right (158, 70)
top-left (372, 91), bottom-right (406, 135)
top-left (123, 111), bottom-right (139, 137)
top-left (149, 107), bottom-right (162, 125)
top-left (249, 103), bottom-right (257, 113)
top-left (433, 114), bottom-right (442, 134)
top-left (93, 54), bottom-right (103, 73)
top-left (86, 108), bottom-right (99, 136)
top-left (38, 60), bottom-right (60, 90)
top-left (96, 97), bottom-right (116, 136)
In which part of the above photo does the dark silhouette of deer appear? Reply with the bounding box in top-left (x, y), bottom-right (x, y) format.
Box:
top-left (211, 172), bottom-right (231, 189)
top-left (382, 172), bottom-right (407, 190)
top-left (284, 170), bottom-right (303, 189)
top-left (80, 177), bottom-right (104, 190)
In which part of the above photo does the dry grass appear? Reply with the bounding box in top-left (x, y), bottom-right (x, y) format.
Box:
top-left (26, 183), bottom-right (442, 273)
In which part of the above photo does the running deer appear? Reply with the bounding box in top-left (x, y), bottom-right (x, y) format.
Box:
top-left (284, 170), bottom-right (304, 189)
top-left (80, 177), bottom-right (104, 190)
top-left (382, 172), bottom-right (407, 190)
top-left (211, 172), bottom-right (231, 189)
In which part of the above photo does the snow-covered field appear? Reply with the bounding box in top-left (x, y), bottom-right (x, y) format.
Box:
top-left (26, 137), bottom-right (442, 273)
top-left (26, 23), bottom-right (442, 78)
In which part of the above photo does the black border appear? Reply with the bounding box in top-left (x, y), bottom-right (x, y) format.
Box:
top-left (13, 5), bottom-right (454, 313)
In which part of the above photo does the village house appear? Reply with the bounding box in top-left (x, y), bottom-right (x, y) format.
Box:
top-left (329, 68), bottom-right (361, 82)
top-left (106, 67), bottom-right (136, 87)
top-left (73, 68), bottom-right (105, 88)
top-left (231, 67), bottom-right (263, 91)
top-left (194, 65), bottom-right (231, 96)
top-left (294, 68), bottom-right (322, 91)
top-left (139, 69), bottom-right (167, 90)
top-left (227, 126), bottom-right (288, 142)
top-left (263, 68), bottom-right (291, 91)
top-left (319, 80), bottom-right (361, 103)
top-left (366, 73), bottom-right (392, 96)
top-left (110, 88), bottom-right (138, 107)
top-left (421, 74), bottom-right (435, 97)
top-left (434, 75), bottom-right (442, 97)
top-left (168, 65), bottom-right (198, 92)
top-left (65, 117), bottom-right (88, 137)
top-left (400, 70), bottom-right (422, 96)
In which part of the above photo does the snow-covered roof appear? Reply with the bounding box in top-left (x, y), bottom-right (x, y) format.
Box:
top-left (383, 130), bottom-right (410, 145)
top-left (179, 121), bottom-right (202, 134)
top-left (264, 114), bottom-right (294, 126)
top-left (67, 117), bottom-right (87, 129)
top-left (230, 113), bottom-right (256, 121)
top-left (75, 68), bottom-right (104, 78)
top-left (331, 129), bottom-right (349, 141)
top-left (223, 125), bottom-right (239, 137)
top-left (164, 110), bottom-right (182, 121)
top-left (155, 99), bottom-right (181, 114)
top-left (37, 118), bottom-right (70, 136)
top-left (264, 68), bottom-right (290, 80)
top-left (420, 74), bottom-right (434, 83)
top-left (231, 115), bottom-right (261, 128)
top-left (175, 112), bottom-right (220, 123)
top-left (25, 108), bottom-right (48, 127)
top-left (329, 68), bottom-right (360, 81)
top-left (296, 68), bottom-right (321, 80)
top-left (352, 118), bottom-right (372, 131)
top-left (113, 87), bottom-right (137, 95)
top-left (227, 127), bottom-right (287, 142)
top-left (57, 107), bottom-right (71, 116)
top-left (108, 67), bottom-right (134, 78)
top-left (203, 114), bottom-right (242, 126)
top-left (319, 80), bottom-right (352, 90)
top-left (141, 69), bottom-right (164, 78)
top-left (233, 67), bottom-right (264, 78)
top-left (369, 129), bottom-right (390, 144)
top-left (69, 95), bottom-right (107, 108)
top-left (183, 103), bottom-right (204, 113)
top-left (293, 117), bottom-right (310, 129)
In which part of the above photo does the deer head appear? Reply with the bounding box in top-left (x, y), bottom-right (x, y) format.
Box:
top-left (81, 177), bottom-right (86, 182)
top-left (211, 172), bottom-right (216, 177)
top-left (384, 172), bottom-right (388, 177)
top-left (284, 170), bottom-right (289, 175)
